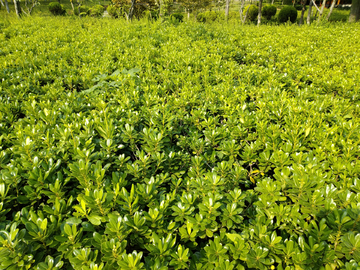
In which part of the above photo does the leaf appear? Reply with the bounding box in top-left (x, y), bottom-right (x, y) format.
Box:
top-left (66, 217), bottom-right (82, 226)
top-left (88, 215), bottom-right (102, 226)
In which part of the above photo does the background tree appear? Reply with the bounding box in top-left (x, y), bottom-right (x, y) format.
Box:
top-left (257, 0), bottom-right (263, 25)
top-left (317, 0), bottom-right (327, 21)
top-left (12, 0), bottom-right (21, 17)
top-left (225, 0), bottom-right (230, 19)
top-left (21, 0), bottom-right (39, 15)
top-left (349, 0), bottom-right (360, 22)
top-left (158, 0), bottom-right (173, 17)
top-left (299, 0), bottom-right (306, 25)
top-left (179, 0), bottom-right (210, 19)
top-left (178, 0), bottom-right (194, 19)
top-left (307, 0), bottom-right (312, 24)
top-left (239, 0), bottom-right (247, 23)
top-left (214, 0), bottom-right (225, 11)
top-left (327, 0), bottom-right (337, 20)
top-left (114, 0), bottom-right (157, 19)
top-left (1, 0), bottom-right (10, 13)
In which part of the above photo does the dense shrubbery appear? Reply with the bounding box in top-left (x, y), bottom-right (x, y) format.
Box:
top-left (107, 5), bottom-right (119, 18)
top-left (262, 5), bottom-right (277, 20)
top-left (170, 13), bottom-right (184, 22)
top-left (294, 4), bottom-right (306, 10)
top-left (89, 5), bottom-right (105, 17)
top-left (74, 5), bottom-right (90, 16)
top-left (197, 11), bottom-right (240, 23)
top-left (1, 17), bottom-right (360, 269)
top-left (282, 0), bottom-right (293, 5)
top-left (197, 10), bottom-right (218, 22)
top-left (278, 6), bottom-right (298, 23)
top-left (244, 5), bottom-right (258, 22)
top-left (48, 2), bottom-right (66, 16)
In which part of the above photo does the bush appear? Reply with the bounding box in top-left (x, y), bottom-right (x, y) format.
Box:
top-left (262, 5), bottom-right (277, 20)
top-left (107, 5), bottom-right (119, 18)
top-left (283, 0), bottom-right (293, 5)
top-left (74, 6), bottom-right (90, 16)
top-left (294, 4), bottom-right (306, 10)
top-left (48, 2), bottom-right (66, 16)
top-left (278, 6), bottom-right (297, 23)
top-left (205, 11), bottom-right (218, 22)
top-left (170, 13), bottom-right (184, 22)
top-left (197, 12), bottom-right (206, 22)
top-left (243, 5), bottom-right (258, 22)
top-left (228, 11), bottom-right (240, 21)
top-left (196, 11), bottom-right (219, 23)
top-left (89, 5), bottom-right (105, 17)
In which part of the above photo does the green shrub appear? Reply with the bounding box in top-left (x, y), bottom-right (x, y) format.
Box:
top-left (294, 4), bottom-right (306, 10)
top-left (107, 5), bottom-right (119, 18)
top-left (278, 5), bottom-right (297, 23)
top-left (89, 5), bottom-right (105, 17)
top-left (228, 11), bottom-right (240, 21)
top-left (283, 0), bottom-right (293, 5)
top-left (48, 2), bottom-right (66, 16)
top-left (74, 5), bottom-right (90, 16)
top-left (205, 11), bottom-right (218, 22)
top-left (150, 10), bottom-right (159, 20)
top-left (262, 5), bottom-right (277, 20)
top-left (196, 11), bottom-right (220, 23)
top-left (197, 12), bottom-right (206, 22)
top-left (2, 17), bottom-right (360, 270)
top-left (243, 5), bottom-right (258, 22)
top-left (170, 13), bottom-right (184, 22)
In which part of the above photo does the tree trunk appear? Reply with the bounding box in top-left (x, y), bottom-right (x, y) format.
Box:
top-left (128, 0), bottom-right (136, 20)
top-left (326, 0), bottom-right (336, 20)
top-left (239, 0), bottom-right (245, 22)
top-left (271, 0), bottom-right (274, 4)
top-left (187, 9), bottom-right (190, 20)
top-left (70, 0), bottom-right (74, 11)
top-left (307, 0), bottom-right (313, 24)
top-left (243, 4), bottom-right (249, 23)
top-left (78, 4), bottom-right (81, 17)
top-left (257, 0), bottom-right (263, 25)
top-left (349, 0), bottom-right (360, 22)
top-left (4, 0), bottom-right (10, 13)
top-left (159, 0), bottom-right (163, 17)
top-left (225, 0), bottom-right (230, 19)
top-left (0, 0), bottom-right (4, 6)
top-left (311, 0), bottom-right (321, 20)
top-left (299, 0), bottom-right (306, 25)
top-left (13, 0), bottom-right (21, 17)
top-left (317, 0), bottom-right (327, 22)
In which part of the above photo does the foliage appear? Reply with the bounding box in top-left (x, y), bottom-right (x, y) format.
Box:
top-left (107, 5), bottom-right (120, 18)
top-left (278, 5), bottom-right (297, 23)
top-left (48, 2), bottom-right (66, 16)
top-left (197, 10), bottom-right (218, 22)
top-left (262, 5), bottom-right (277, 20)
top-left (178, 0), bottom-right (210, 14)
top-left (1, 17), bottom-right (360, 269)
top-left (244, 5), bottom-right (258, 22)
top-left (89, 5), bottom-right (105, 17)
top-left (170, 12), bottom-right (184, 22)
top-left (160, 0), bottom-right (174, 16)
top-left (282, 0), bottom-right (293, 5)
top-left (74, 5), bottom-right (90, 16)
top-left (112, 0), bottom-right (157, 19)
top-left (294, 4), bottom-right (306, 10)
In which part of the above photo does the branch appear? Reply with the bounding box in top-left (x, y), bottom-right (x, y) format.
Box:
top-left (21, 7), bottom-right (29, 15)
top-left (311, 0), bottom-right (321, 12)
